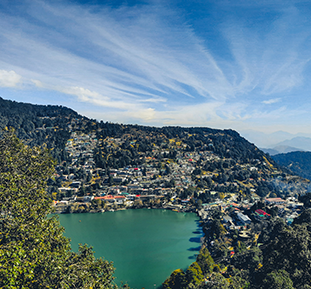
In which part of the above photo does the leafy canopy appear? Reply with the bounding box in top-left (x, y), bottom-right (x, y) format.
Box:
top-left (0, 131), bottom-right (117, 288)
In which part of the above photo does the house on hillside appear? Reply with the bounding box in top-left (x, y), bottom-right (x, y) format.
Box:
top-left (265, 197), bottom-right (286, 205)
top-left (236, 212), bottom-right (251, 225)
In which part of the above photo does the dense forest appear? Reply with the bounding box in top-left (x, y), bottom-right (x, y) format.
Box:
top-left (0, 97), bottom-right (84, 162)
top-left (272, 151), bottom-right (311, 180)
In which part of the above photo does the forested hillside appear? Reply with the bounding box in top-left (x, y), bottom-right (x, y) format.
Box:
top-left (0, 97), bottom-right (275, 166)
top-left (272, 151), bottom-right (311, 180)
top-left (0, 97), bottom-right (88, 162)
top-left (0, 97), bottom-right (309, 203)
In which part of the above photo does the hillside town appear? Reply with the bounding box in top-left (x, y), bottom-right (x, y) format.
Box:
top-left (51, 131), bottom-right (308, 229)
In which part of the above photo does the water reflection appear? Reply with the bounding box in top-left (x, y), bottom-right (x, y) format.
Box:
top-left (188, 246), bottom-right (201, 251)
top-left (189, 237), bottom-right (201, 243)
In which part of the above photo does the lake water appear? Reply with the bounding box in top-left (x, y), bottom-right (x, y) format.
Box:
top-left (58, 209), bottom-right (202, 289)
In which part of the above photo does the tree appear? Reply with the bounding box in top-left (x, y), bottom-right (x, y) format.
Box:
top-left (0, 131), bottom-right (117, 288)
top-left (257, 218), bottom-right (311, 288)
top-left (133, 199), bottom-right (143, 208)
top-left (198, 273), bottom-right (229, 289)
top-left (196, 247), bottom-right (215, 275)
top-left (196, 199), bottom-right (203, 210)
top-left (162, 269), bottom-right (187, 289)
top-left (261, 270), bottom-right (294, 289)
top-left (186, 261), bottom-right (204, 285)
top-left (299, 192), bottom-right (311, 208)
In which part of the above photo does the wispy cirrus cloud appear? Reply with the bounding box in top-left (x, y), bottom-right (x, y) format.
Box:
top-left (0, 0), bottom-right (311, 134)
top-left (222, 5), bottom-right (311, 97)
top-left (262, 98), bottom-right (281, 104)
top-left (0, 0), bottom-right (231, 101)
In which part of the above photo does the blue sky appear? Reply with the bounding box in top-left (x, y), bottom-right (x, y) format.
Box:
top-left (0, 0), bottom-right (311, 146)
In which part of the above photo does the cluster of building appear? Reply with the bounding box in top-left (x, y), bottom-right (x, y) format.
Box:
top-left (53, 132), bottom-right (220, 212)
top-left (200, 196), bottom-right (303, 225)
top-left (197, 195), bottom-right (304, 255)
top-left (53, 132), bottom-right (307, 223)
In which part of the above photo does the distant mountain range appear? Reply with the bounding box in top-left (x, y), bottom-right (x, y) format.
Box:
top-left (259, 137), bottom-right (311, 156)
top-left (261, 145), bottom-right (304, 156)
top-left (241, 130), bottom-right (311, 151)
top-left (275, 137), bottom-right (311, 150)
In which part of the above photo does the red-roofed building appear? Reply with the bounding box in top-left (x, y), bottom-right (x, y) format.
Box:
top-left (255, 209), bottom-right (270, 216)
top-left (103, 195), bottom-right (115, 200)
top-left (94, 195), bottom-right (115, 203)
top-left (94, 196), bottom-right (106, 200)
top-left (265, 198), bottom-right (286, 205)
top-left (95, 195), bottom-right (126, 204)
top-left (255, 209), bottom-right (270, 218)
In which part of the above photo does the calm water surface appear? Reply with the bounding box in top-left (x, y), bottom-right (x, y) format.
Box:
top-left (58, 209), bottom-right (202, 289)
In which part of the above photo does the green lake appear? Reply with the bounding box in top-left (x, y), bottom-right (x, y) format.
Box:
top-left (58, 209), bottom-right (203, 289)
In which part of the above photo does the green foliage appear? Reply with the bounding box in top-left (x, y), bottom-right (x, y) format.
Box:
top-left (186, 262), bottom-right (204, 285)
top-left (298, 193), bottom-right (311, 209)
top-left (262, 270), bottom-right (294, 289)
top-left (198, 272), bottom-right (229, 289)
top-left (228, 275), bottom-right (249, 289)
top-left (196, 247), bottom-right (215, 275)
top-left (163, 247), bottom-right (215, 289)
top-left (207, 219), bottom-right (227, 240)
top-left (0, 131), bottom-right (117, 288)
top-left (0, 97), bottom-right (83, 162)
top-left (253, 218), bottom-right (311, 288)
top-left (162, 269), bottom-right (187, 289)
top-left (231, 247), bottom-right (262, 272)
top-left (272, 151), bottom-right (311, 180)
top-left (293, 208), bottom-right (311, 225)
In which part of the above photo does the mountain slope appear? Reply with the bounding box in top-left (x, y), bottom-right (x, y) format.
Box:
top-left (0, 97), bottom-right (88, 161)
top-left (0, 97), bottom-right (308, 201)
top-left (272, 151), bottom-right (311, 180)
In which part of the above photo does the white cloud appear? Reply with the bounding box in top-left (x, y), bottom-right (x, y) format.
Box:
top-left (262, 98), bottom-right (281, 104)
top-left (59, 86), bottom-right (138, 110)
top-left (0, 70), bottom-right (21, 87)
top-left (61, 87), bottom-right (107, 103)
top-left (0, 0), bottom-right (233, 104)
top-left (133, 108), bottom-right (156, 121)
top-left (31, 79), bottom-right (44, 88)
top-left (0, 0), bottom-right (310, 136)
